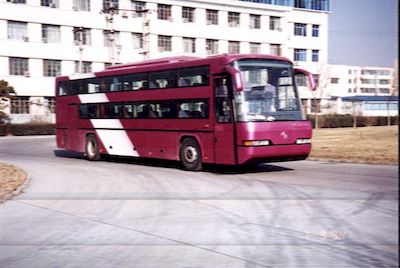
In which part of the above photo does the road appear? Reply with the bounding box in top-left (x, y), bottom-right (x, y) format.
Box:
top-left (0, 136), bottom-right (398, 268)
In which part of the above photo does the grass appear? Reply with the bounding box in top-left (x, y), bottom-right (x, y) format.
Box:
top-left (309, 126), bottom-right (398, 165)
top-left (0, 162), bottom-right (28, 202)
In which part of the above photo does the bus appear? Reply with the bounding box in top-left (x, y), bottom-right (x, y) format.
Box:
top-left (55, 54), bottom-right (316, 171)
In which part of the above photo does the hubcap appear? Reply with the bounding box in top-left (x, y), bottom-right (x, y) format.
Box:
top-left (184, 146), bottom-right (197, 163)
top-left (87, 140), bottom-right (96, 157)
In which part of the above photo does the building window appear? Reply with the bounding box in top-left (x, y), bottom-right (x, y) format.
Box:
top-left (103, 31), bottom-right (120, 47)
top-left (42, 24), bottom-right (60, 43)
top-left (157, 4), bottom-right (172, 20)
top-left (228, 12), bottom-right (240, 27)
top-left (73, 0), bottom-right (90, 11)
top-left (103, 0), bottom-right (119, 14)
top-left (183, 37), bottom-right (196, 53)
top-left (249, 14), bottom-right (261, 29)
top-left (312, 24), bottom-right (319, 37)
top-left (206, 9), bottom-right (218, 25)
top-left (45, 97), bottom-right (55, 114)
top-left (294, 48), bottom-right (307, 61)
top-left (73, 27), bottom-right (91, 45)
top-left (158, 35), bottom-right (172, 51)
top-left (132, 33), bottom-right (143, 49)
top-left (330, 78), bottom-right (339, 84)
top-left (228, 41), bottom-right (240, 53)
top-left (296, 75), bottom-right (307, 87)
top-left (269, 16), bottom-right (281, 31)
top-left (294, 23), bottom-right (307, 36)
top-left (41, 0), bottom-right (58, 7)
top-left (7, 21), bottom-right (28, 41)
top-left (206, 39), bottom-right (218, 55)
top-left (312, 49), bottom-right (319, 62)
top-left (9, 57), bottom-right (29, 76)
top-left (182, 7), bottom-right (195, 23)
top-left (270, 44), bottom-right (281, 56)
top-left (75, 61), bottom-right (92, 73)
top-left (250, 42), bottom-right (261, 53)
top-left (11, 97), bottom-right (30, 114)
top-left (43, 60), bottom-right (61, 77)
top-left (132, 1), bottom-right (145, 16)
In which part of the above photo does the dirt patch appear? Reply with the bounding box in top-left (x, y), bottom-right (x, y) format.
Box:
top-left (310, 126), bottom-right (398, 165)
top-left (0, 162), bottom-right (28, 203)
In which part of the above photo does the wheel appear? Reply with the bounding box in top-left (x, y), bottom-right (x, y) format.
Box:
top-left (180, 138), bottom-right (203, 171)
top-left (85, 134), bottom-right (101, 161)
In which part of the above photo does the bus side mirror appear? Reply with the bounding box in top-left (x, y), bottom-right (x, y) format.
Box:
top-left (224, 66), bottom-right (244, 91)
top-left (294, 68), bottom-right (317, 91)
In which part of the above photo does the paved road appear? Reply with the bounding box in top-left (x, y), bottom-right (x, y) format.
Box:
top-left (0, 136), bottom-right (398, 268)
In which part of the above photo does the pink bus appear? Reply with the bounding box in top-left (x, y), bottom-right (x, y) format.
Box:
top-left (55, 54), bottom-right (315, 171)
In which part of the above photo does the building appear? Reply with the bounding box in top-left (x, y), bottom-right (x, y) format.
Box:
top-left (311, 64), bottom-right (398, 116)
top-left (0, 0), bottom-right (330, 123)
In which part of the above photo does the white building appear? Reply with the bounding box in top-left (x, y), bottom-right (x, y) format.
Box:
top-left (311, 64), bottom-right (398, 116)
top-left (0, 0), bottom-right (330, 123)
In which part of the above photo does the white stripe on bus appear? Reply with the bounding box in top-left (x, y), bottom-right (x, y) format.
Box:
top-left (68, 73), bottom-right (96, 80)
top-left (78, 95), bottom-right (140, 157)
top-left (79, 93), bottom-right (109, 104)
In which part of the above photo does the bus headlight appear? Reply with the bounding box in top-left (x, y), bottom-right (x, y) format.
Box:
top-left (296, 138), bottom-right (311, 144)
top-left (243, 140), bottom-right (270, 146)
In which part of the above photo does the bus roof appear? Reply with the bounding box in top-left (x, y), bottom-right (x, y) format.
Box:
top-left (59, 54), bottom-right (292, 81)
top-left (107, 53), bottom-right (291, 71)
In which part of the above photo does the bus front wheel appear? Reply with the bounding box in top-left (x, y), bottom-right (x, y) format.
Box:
top-left (85, 134), bottom-right (101, 161)
top-left (180, 138), bottom-right (202, 171)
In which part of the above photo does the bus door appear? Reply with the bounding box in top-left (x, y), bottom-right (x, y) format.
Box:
top-left (67, 103), bottom-right (79, 150)
top-left (213, 76), bottom-right (236, 165)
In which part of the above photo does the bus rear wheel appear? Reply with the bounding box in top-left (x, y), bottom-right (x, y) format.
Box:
top-left (180, 138), bottom-right (202, 171)
top-left (85, 134), bottom-right (101, 161)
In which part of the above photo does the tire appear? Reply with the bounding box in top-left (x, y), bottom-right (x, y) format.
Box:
top-left (180, 138), bottom-right (203, 171)
top-left (85, 134), bottom-right (101, 161)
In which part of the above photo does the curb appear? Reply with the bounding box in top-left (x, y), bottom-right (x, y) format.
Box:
top-left (0, 165), bottom-right (30, 204)
top-left (308, 157), bottom-right (398, 166)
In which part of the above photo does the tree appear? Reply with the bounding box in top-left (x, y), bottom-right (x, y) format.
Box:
top-left (0, 80), bottom-right (15, 97)
top-left (0, 80), bottom-right (15, 125)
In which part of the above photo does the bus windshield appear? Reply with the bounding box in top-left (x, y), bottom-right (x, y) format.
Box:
top-left (233, 59), bottom-right (304, 122)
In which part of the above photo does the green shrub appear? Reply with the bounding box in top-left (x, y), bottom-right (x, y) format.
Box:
top-left (306, 114), bottom-right (398, 128)
top-left (9, 124), bottom-right (55, 136)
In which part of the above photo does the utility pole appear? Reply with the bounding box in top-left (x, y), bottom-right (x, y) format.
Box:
top-left (138, 9), bottom-right (151, 60)
top-left (73, 27), bottom-right (84, 73)
top-left (103, 6), bottom-right (152, 63)
top-left (104, 6), bottom-right (117, 65)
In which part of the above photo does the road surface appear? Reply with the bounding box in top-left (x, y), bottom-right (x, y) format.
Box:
top-left (0, 136), bottom-right (398, 267)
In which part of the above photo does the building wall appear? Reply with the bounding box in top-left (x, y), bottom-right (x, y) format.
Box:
top-left (325, 64), bottom-right (394, 98)
top-left (0, 0), bottom-right (329, 122)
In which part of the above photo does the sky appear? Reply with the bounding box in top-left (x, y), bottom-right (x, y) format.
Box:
top-left (328, 0), bottom-right (398, 67)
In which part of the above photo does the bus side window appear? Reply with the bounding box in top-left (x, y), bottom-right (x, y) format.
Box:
top-left (58, 81), bottom-right (68, 96)
top-left (124, 73), bottom-right (147, 90)
top-left (149, 70), bottom-right (176, 89)
top-left (215, 78), bottom-right (232, 123)
top-left (178, 66), bottom-right (209, 87)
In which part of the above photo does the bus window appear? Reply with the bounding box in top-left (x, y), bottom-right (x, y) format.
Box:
top-left (79, 104), bottom-right (89, 118)
top-left (87, 78), bottom-right (101, 93)
top-left (58, 81), bottom-right (68, 96)
top-left (149, 70), bottom-right (177, 89)
top-left (177, 100), bottom-right (208, 118)
top-left (215, 78), bottom-right (232, 123)
top-left (178, 66), bottom-right (209, 87)
top-left (71, 80), bottom-right (86, 94)
top-left (124, 73), bottom-right (148, 90)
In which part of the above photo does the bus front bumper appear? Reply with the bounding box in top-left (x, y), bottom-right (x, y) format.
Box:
top-left (237, 144), bottom-right (311, 165)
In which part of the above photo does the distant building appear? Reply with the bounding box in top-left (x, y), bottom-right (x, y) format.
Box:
top-left (306, 64), bottom-right (398, 116)
top-left (0, 0), bottom-right (329, 122)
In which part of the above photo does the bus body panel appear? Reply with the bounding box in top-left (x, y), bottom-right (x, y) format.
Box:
top-left (235, 121), bottom-right (312, 164)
